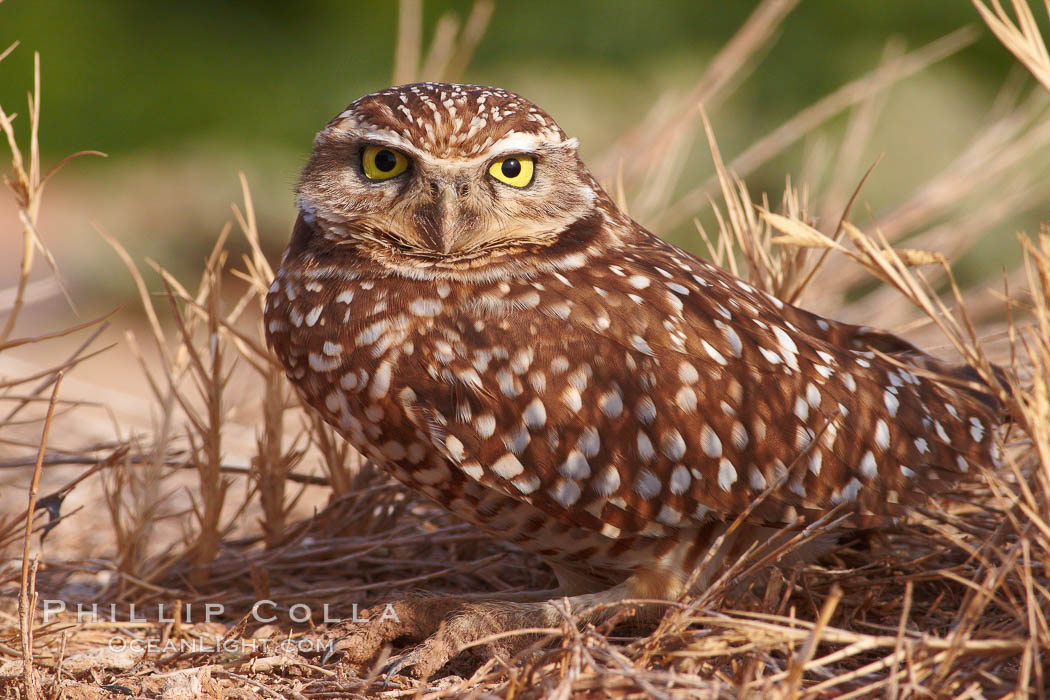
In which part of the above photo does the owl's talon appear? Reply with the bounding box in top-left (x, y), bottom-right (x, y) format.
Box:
top-left (319, 639), bottom-right (341, 665)
top-left (379, 650), bottom-right (420, 680)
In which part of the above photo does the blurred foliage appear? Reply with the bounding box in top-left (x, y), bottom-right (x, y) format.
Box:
top-left (0, 1), bottom-right (1048, 309)
top-left (0, 1), bottom-right (1032, 159)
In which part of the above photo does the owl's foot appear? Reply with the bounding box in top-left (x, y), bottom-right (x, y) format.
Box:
top-left (385, 599), bottom-right (556, 678)
top-left (319, 589), bottom-right (620, 679)
top-left (317, 598), bottom-right (459, 671)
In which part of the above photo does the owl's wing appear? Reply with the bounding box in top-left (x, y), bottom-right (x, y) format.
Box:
top-left (410, 235), bottom-right (1003, 540)
top-left (570, 235), bottom-right (1005, 521)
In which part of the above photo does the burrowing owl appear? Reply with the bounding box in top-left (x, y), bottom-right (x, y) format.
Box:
top-left (265, 82), bottom-right (1003, 672)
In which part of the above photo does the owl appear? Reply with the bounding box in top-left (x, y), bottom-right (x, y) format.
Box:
top-left (264, 82), bottom-right (1004, 674)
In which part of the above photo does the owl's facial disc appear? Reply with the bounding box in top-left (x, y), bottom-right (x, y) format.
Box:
top-left (297, 83), bottom-right (599, 265)
top-left (301, 132), bottom-right (592, 260)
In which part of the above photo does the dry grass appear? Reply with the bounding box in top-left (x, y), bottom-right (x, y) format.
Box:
top-left (1, 0), bottom-right (1049, 697)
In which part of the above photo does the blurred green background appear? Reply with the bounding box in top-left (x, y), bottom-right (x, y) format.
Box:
top-left (0, 2), bottom-right (1031, 157)
top-left (1, 1), bottom-right (1048, 309)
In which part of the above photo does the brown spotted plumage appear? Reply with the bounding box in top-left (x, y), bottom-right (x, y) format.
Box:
top-left (265, 83), bottom-right (1004, 672)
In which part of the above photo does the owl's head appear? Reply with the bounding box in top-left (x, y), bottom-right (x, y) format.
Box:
top-left (296, 83), bottom-right (603, 272)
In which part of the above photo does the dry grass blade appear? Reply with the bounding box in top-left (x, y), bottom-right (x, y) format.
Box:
top-left (606, 0), bottom-right (800, 195)
top-left (786, 586), bottom-right (841, 696)
top-left (442, 0), bottom-right (494, 81)
top-left (392, 0), bottom-right (422, 86)
top-left (155, 271), bottom-right (231, 585)
top-left (393, 0), bottom-right (494, 84)
top-left (974, 0), bottom-right (1050, 94)
top-left (0, 311), bottom-right (112, 353)
top-left (232, 174), bottom-right (303, 547)
top-left (649, 28), bottom-right (977, 233)
top-left (18, 373), bottom-right (61, 700)
top-left (766, 211), bottom-right (839, 251)
top-left (0, 50), bottom-right (103, 345)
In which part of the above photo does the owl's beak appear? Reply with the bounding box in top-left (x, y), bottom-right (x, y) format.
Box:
top-left (437, 184), bottom-right (457, 252)
top-left (416, 180), bottom-right (468, 253)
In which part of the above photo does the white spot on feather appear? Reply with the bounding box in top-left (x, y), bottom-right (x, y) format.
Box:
top-left (409, 298), bottom-right (443, 316)
top-left (969, 417), bottom-right (985, 442)
top-left (630, 335), bottom-right (653, 355)
top-left (593, 466), bottom-right (621, 496)
top-left (662, 430), bottom-right (686, 460)
top-left (551, 478), bottom-right (581, 506)
top-left (599, 389), bottom-right (623, 417)
top-left (679, 362), bottom-right (699, 384)
top-left (492, 453), bottom-right (524, 479)
top-left (561, 386), bottom-right (583, 412)
top-left (444, 436), bottom-right (465, 461)
top-left (749, 467), bottom-right (767, 490)
top-left (884, 390), bottom-right (899, 417)
top-left (702, 340), bottom-right (727, 365)
top-left (475, 414), bottom-right (496, 438)
top-left (859, 451), bottom-right (878, 478)
top-left (718, 459), bottom-right (737, 491)
top-left (731, 422), bottom-right (748, 450)
top-left (524, 398), bottom-right (547, 429)
top-left (636, 431), bottom-right (655, 461)
top-left (635, 470), bottom-right (661, 499)
top-left (669, 465), bottom-right (691, 494)
top-left (701, 425), bottom-right (722, 457)
top-left (676, 386), bottom-right (698, 412)
top-left (559, 450), bottom-right (590, 479)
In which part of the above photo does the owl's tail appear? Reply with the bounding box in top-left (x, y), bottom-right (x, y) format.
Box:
top-left (787, 304), bottom-right (1009, 421)
top-left (850, 326), bottom-right (1008, 420)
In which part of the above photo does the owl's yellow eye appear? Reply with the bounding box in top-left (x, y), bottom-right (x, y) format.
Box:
top-left (362, 145), bottom-right (409, 180)
top-left (488, 155), bottom-right (534, 187)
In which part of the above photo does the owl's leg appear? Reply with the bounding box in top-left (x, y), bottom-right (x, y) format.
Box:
top-left (323, 580), bottom-right (647, 679)
top-left (320, 588), bottom-right (557, 669)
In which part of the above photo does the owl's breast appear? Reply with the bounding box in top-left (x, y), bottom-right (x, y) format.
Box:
top-left (263, 266), bottom-right (649, 572)
top-left (264, 267), bottom-right (438, 481)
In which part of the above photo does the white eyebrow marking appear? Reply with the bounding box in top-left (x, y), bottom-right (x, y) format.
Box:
top-left (486, 131), bottom-right (566, 155)
top-left (335, 122), bottom-right (573, 170)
